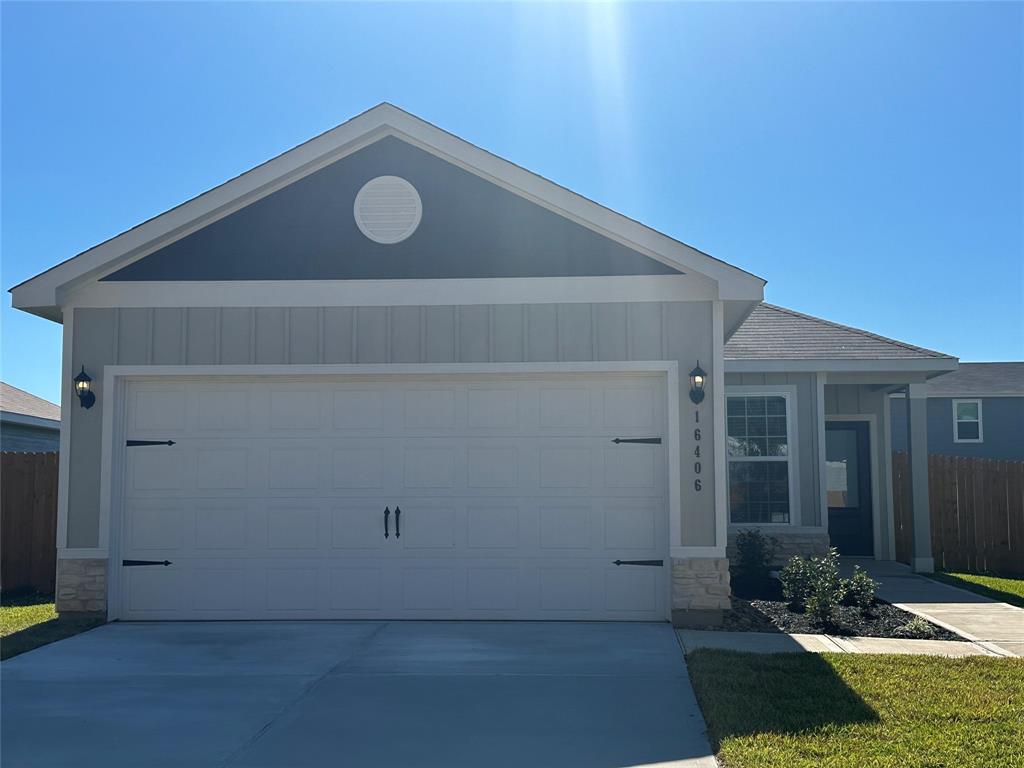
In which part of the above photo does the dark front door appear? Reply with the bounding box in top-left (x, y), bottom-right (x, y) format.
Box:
top-left (826, 421), bottom-right (873, 556)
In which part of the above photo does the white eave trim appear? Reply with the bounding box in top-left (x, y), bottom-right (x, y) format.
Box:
top-left (10, 104), bottom-right (765, 317)
top-left (0, 411), bottom-right (61, 430)
top-left (725, 358), bottom-right (959, 374)
top-left (62, 274), bottom-right (717, 310)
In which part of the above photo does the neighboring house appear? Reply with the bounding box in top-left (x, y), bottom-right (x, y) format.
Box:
top-left (890, 362), bottom-right (1024, 460)
top-left (9, 104), bottom-right (955, 626)
top-left (0, 382), bottom-right (60, 452)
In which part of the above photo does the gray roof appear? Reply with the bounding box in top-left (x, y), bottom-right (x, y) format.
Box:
top-left (925, 362), bottom-right (1024, 397)
top-left (0, 382), bottom-right (61, 422)
top-left (726, 303), bottom-right (954, 361)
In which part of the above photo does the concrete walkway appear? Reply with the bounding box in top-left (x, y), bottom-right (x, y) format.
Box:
top-left (678, 629), bottom-right (998, 656)
top-left (843, 559), bottom-right (1024, 657)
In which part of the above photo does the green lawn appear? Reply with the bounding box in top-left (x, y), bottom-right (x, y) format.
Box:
top-left (687, 649), bottom-right (1024, 768)
top-left (0, 593), bottom-right (102, 660)
top-left (926, 571), bottom-right (1024, 608)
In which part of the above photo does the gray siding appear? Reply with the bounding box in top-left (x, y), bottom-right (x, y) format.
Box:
top-left (102, 136), bottom-right (680, 282)
top-left (725, 371), bottom-right (822, 527)
top-left (891, 396), bottom-right (1024, 460)
top-left (0, 422), bottom-right (60, 452)
top-left (68, 302), bottom-right (718, 550)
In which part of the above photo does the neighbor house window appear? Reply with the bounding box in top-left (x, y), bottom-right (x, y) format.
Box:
top-left (727, 392), bottom-right (794, 524)
top-left (952, 399), bottom-right (983, 443)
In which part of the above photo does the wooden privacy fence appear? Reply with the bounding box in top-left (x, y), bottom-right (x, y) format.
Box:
top-left (1, 452), bottom-right (58, 594)
top-left (893, 452), bottom-right (1024, 575)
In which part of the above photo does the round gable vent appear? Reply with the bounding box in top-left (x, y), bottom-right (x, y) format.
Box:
top-left (353, 175), bottom-right (422, 244)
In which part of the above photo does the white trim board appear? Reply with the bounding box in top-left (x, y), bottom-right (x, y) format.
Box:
top-left (726, 359), bottom-right (958, 374)
top-left (12, 104), bottom-right (765, 318)
top-left (723, 384), bottom-right (802, 528)
top-left (99, 361), bottom-right (686, 620)
top-left (952, 398), bottom-right (984, 444)
top-left (63, 274), bottom-right (717, 311)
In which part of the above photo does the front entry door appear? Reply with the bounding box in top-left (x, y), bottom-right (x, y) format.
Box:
top-left (825, 421), bottom-right (873, 556)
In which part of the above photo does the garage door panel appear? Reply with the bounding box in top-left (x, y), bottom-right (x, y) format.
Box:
top-left (330, 567), bottom-right (384, 610)
top-left (196, 448), bottom-right (249, 490)
top-left (331, 504), bottom-right (387, 550)
top-left (195, 503), bottom-right (249, 550)
top-left (266, 568), bottom-right (320, 611)
top-left (604, 501), bottom-right (658, 550)
top-left (604, 568), bottom-right (660, 613)
top-left (266, 505), bottom-right (321, 550)
top-left (119, 374), bottom-right (668, 621)
top-left (603, 446), bottom-right (657, 489)
top-left (127, 500), bottom-right (184, 551)
top-left (466, 505), bottom-right (520, 549)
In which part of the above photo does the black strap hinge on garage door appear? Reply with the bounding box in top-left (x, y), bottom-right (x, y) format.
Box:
top-left (122, 560), bottom-right (172, 567)
top-left (613, 559), bottom-right (664, 567)
top-left (611, 437), bottom-right (661, 445)
top-left (126, 440), bottom-right (176, 447)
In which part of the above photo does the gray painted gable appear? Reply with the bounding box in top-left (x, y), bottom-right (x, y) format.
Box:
top-left (103, 136), bottom-right (680, 281)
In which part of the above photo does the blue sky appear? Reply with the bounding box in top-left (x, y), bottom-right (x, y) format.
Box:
top-left (3, 1), bottom-right (1021, 405)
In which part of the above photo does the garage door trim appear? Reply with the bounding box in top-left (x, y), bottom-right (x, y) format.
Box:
top-left (100, 362), bottom-right (681, 620)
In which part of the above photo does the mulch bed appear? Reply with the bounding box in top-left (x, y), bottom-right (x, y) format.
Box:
top-left (688, 580), bottom-right (959, 640)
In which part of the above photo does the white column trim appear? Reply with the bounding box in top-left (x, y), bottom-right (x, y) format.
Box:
top-left (712, 300), bottom-right (728, 551)
top-left (816, 372), bottom-right (828, 529)
top-left (56, 309), bottom-right (73, 551)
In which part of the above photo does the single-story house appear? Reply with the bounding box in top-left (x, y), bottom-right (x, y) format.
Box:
top-left (891, 362), bottom-right (1024, 460)
top-left (0, 382), bottom-right (60, 452)
top-left (10, 104), bottom-right (957, 625)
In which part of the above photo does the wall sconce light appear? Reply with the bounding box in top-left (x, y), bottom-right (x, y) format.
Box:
top-left (688, 362), bottom-right (706, 404)
top-left (74, 366), bottom-right (95, 409)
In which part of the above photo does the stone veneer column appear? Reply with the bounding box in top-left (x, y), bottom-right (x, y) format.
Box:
top-left (670, 557), bottom-right (730, 627)
top-left (56, 558), bottom-right (108, 617)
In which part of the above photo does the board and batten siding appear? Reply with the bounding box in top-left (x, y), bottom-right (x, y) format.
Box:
top-left (67, 301), bottom-right (716, 551)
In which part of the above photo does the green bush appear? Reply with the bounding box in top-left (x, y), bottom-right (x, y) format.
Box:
top-left (780, 548), bottom-right (846, 625)
top-left (894, 615), bottom-right (937, 639)
top-left (780, 555), bottom-right (813, 609)
top-left (842, 566), bottom-right (879, 613)
top-left (730, 529), bottom-right (778, 597)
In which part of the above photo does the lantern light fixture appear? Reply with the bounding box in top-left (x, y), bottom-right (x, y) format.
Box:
top-left (73, 366), bottom-right (95, 409)
top-left (688, 362), bottom-right (707, 405)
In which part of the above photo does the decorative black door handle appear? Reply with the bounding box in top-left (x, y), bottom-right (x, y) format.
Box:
top-left (394, 506), bottom-right (401, 539)
top-left (611, 437), bottom-right (662, 445)
top-left (384, 506), bottom-right (390, 539)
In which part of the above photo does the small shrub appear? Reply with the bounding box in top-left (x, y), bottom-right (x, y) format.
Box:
top-left (780, 555), bottom-right (813, 609)
top-left (894, 615), bottom-right (938, 639)
top-left (730, 529), bottom-right (778, 597)
top-left (841, 566), bottom-right (879, 613)
top-left (780, 548), bottom-right (845, 625)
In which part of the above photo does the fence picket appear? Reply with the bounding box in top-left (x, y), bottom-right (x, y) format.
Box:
top-left (1, 452), bottom-right (59, 594)
top-left (892, 452), bottom-right (1024, 575)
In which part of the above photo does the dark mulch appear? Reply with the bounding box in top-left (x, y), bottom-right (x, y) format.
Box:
top-left (687, 579), bottom-right (958, 640)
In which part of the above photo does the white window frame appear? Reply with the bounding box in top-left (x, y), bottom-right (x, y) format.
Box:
top-left (725, 385), bottom-right (800, 527)
top-left (952, 398), bottom-right (984, 443)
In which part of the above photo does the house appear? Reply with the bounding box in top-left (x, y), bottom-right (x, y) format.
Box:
top-left (0, 382), bottom-right (60, 452)
top-left (9, 104), bottom-right (957, 625)
top-left (890, 362), bottom-right (1024, 460)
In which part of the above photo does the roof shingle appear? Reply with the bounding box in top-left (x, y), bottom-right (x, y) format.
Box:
top-left (0, 382), bottom-right (61, 422)
top-left (925, 362), bottom-right (1024, 397)
top-left (726, 304), bottom-right (954, 361)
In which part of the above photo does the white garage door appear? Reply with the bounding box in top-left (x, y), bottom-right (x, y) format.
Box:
top-left (116, 374), bottom-right (669, 621)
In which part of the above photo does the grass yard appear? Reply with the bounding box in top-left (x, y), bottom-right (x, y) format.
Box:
top-left (926, 571), bottom-right (1024, 608)
top-left (0, 593), bottom-right (102, 660)
top-left (687, 649), bottom-right (1024, 768)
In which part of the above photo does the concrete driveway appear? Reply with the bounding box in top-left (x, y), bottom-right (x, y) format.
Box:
top-left (1, 621), bottom-right (716, 768)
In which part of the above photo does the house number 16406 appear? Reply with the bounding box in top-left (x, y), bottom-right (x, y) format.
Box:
top-left (693, 409), bottom-right (702, 492)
